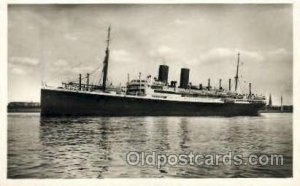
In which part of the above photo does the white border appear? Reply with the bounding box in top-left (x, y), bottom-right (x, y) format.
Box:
top-left (4, 0), bottom-right (296, 4)
top-left (1, 0), bottom-right (299, 186)
top-left (0, 0), bottom-right (8, 185)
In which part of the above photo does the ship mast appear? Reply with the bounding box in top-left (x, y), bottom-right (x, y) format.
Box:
top-left (102, 25), bottom-right (111, 91)
top-left (234, 52), bottom-right (240, 92)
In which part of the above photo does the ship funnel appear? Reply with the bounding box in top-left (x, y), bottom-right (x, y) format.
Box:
top-left (179, 68), bottom-right (190, 89)
top-left (207, 78), bottom-right (211, 90)
top-left (219, 79), bottom-right (222, 89)
top-left (158, 65), bottom-right (169, 84)
top-left (229, 78), bottom-right (231, 91)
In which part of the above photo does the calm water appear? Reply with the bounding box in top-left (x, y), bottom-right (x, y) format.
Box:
top-left (8, 113), bottom-right (292, 178)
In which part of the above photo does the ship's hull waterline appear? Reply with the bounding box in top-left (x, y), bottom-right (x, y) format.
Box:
top-left (41, 89), bottom-right (265, 117)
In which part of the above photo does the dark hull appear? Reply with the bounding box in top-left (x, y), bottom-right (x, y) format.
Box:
top-left (41, 89), bottom-right (265, 117)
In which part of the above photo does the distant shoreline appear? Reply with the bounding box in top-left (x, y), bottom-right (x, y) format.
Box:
top-left (8, 108), bottom-right (41, 113)
top-left (7, 102), bottom-right (293, 113)
top-left (7, 102), bottom-right (40, 113)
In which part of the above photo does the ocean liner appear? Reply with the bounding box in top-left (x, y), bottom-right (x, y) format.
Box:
top-left (41, 26), bottom-right (266, 116)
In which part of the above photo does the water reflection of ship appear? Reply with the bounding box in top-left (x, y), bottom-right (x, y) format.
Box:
top-left (178, 118), bottom-right (190, 150)
top-left (39, 118), bottom-right (112, 178)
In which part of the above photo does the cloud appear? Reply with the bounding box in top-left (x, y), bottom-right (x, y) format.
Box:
top-left (149, 45), bottom-right (176, 58)
top-left (111, 49), bottom-right (133, 63)
top-left (27, 25), bottom-right (35, 30)
top-left (64, 33), bottom-right (78, 41)
top-left (205, 48), bottom-right (233, 59)
top-left (71, 65), bottom-right (95, 74)
top-left (53, 59), bottom-right (68, 67)
top-left (239, 50), bottom-right (265, 62)
top-left (198, 48), bottom-right (264, 65)
top-left (10, 56), bottom-right (39, 66)
top-left (173, 18), bottom-right (185, 25)
top-left (158, 45), bottom-right (174, 55)
top-left (10, 67), bottom-right (26, 75)
top-left (267, 48), bottom-right (290, 57)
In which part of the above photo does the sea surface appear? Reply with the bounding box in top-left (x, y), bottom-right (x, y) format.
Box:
top-left (8, 113), bottom-right (292, 178)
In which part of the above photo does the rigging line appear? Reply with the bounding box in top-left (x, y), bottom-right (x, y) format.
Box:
top-left (239, 78), bottom-right (250, 95)
top-left (89, 62), bottom-right (103, 75)
top-left (88, 73), bottom-right (98, 78)
top-left (64, 27), bottom-right (110, 85)
top-left (238, 61), bottom-right (249, 94)
top-left (64, 63), bottom-right (102, 84)
top-left (90, 75), bottom-right (99, 85)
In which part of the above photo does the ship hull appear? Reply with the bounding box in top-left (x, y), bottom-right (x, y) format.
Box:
top-left (41, 89), bottom-right (265, 117)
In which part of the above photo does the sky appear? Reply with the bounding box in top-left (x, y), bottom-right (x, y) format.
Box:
top-left (8, 4), bottom-right (293, 105)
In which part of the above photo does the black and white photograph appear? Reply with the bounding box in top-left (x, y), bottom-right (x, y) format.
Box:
top-left (1, 1), bottom-right (299, 185)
